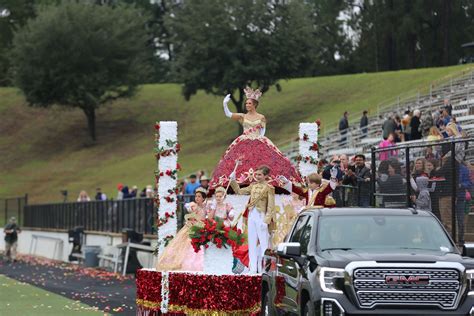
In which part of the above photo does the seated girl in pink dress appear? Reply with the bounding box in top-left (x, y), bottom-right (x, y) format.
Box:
top-left (207, 186), bottom-right (234, 226)
top-left (156, 188), bottom-right (208, 271)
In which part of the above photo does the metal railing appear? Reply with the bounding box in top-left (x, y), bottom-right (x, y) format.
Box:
top-left (370, 137), bottom-right (474, 244)
top-left (22, 195), bottom-right (197, 235)
top-left (24, 198), bottom-right (156, 234)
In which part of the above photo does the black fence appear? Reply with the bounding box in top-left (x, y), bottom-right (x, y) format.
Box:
top-left (24, 198), bottom-right (156, 234)
top-left (0, 195), bottom-right (28, 226)
top-left (23, 195), bottom-right (194, 235)
top-left (333, 185), bottom-right (365, 207)
top-left (371, 137), bottom-right (474, 244)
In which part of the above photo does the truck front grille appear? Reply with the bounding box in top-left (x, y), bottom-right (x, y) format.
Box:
top-left (353, 268), bottom-right (461, 309)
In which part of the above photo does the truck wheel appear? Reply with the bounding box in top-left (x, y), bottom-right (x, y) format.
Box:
top-left (302, 300), bottom-right (315, 316)
top-left (261, 290), bottom-right (273, 316)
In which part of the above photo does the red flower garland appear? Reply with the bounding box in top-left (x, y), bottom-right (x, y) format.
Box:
top-left (295, 154), bottom-right (318, 165)
top-left (156, 211), bottom-right (176, 228)
top-left (163, 235), bottom-right (174, 247)
top-left (136, 270), bottom-right (262, 315)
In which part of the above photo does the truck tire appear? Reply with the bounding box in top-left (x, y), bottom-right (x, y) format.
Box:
top-left (302, 300), bottom-right (315, 316)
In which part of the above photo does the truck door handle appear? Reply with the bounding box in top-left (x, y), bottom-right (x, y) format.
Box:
top-left (287, 266), bottom-right (295, 271)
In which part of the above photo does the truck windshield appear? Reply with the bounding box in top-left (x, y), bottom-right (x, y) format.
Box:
top-left (318, 215), bottom-right (455, 252)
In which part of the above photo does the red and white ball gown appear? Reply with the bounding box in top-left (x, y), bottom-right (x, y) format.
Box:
top-left (209, 114), bottom-right (303, 190)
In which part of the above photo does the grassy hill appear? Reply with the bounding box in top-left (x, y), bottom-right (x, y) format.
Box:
top-left (1, 64), bottom-right (472, 203)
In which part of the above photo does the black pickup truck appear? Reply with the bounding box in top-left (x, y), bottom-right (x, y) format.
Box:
top-left (261, 208), bottom-right (474, 315)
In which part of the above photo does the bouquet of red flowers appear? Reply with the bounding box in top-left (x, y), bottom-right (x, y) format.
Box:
top-left (188, 217), bottom-right (246, 253)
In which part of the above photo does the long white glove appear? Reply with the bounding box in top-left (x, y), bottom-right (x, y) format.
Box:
top-left (229, 171), bottom-right (236, 181)
top-left (223, 94), bottom-right (232, 118)
top-left (260, 127), bottom-right (266, 137)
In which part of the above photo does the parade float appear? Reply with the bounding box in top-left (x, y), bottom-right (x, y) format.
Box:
top-left (136, 118), bottom-right (320, 315)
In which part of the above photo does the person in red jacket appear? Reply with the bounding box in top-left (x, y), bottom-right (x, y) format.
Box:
top-left (279, 167), bottom-right (338, 209)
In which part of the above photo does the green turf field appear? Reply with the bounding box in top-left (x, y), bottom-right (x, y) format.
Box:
top-left (0, 274), bottom-right (101, 315)
top-left (0, 64), bottom-right (472, 203)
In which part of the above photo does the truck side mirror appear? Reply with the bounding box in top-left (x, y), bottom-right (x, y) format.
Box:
top-left (277, 242), bottom-right (301, 257)
top-left (462, 243), bottom-right (474, 257)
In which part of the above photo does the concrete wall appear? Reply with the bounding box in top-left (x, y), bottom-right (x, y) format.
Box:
top-left (0, 228), bottom-right (157, 269)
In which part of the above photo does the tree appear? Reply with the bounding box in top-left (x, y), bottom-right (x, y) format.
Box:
top-left (111, 0), bottom-right (175, 82)
top-left (305, 0), bottom-right (355, 76)
top-left (350, 0), bottom-right (473, 72)
top-left (10, 1), bottom-right (151, 141)
top-left (167, 0), bottom-right (315, 134)
top-left (0, 0), bottom-right (37, 86)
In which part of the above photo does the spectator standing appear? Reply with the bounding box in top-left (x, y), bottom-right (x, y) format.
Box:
top-left (425, 159), bottom-right (441, 219)
top-left (184, 175), bottom-right (200, 195)
top-left (129, 185), bottom-right (138, 198)
top-left (378, 133), bottom-right (397, 161)
top-left (394, 115), bottom-right (404, 142)
top-left (444, 122), bottom-right (465, 162)
top-left (122, 186), bottom-right (131, 199)
top-left (77, 190), bottom-right (91, 202)
top-left (343, 154), bottom-right (371, 207)
top-left (410, 109), bottom-right (422, 140)
top-left (433, 109), bottom-right (441, 127)
top-left (382, 114), bottom-right (396, 140)
top-left (116, 183), bottom-right (124, 200)
top-left (360, 110), bottom-right (368, 138)
top-left (437, 154), bottom-right (458, 234)
top-left (378, 160), bottom-right (405, 207)
top-left (199, 175), bottom-right (210, 191)
top-left (412, 158), bottom-right (427, 178)
top-left (184, 174), bottom-right (200, 202)
top-left (4, 217), bottom-right (21, 263)
top-left (424, 159), bottom-right (437, 178)
top-left (145, 185), bottom-right (154, 198)
top-left (441, 109), bottom-right (451, 126)
top-left (444, 99), bottom-right (453, 116)
top-left (457, 163), bottom-right (472, 245)
top-left (421, 111), bottom-right (434, 137)
top-left (402, 111), bottom-right (412, 141)
top-left (95, 188), bottom-right (107, 201)
top-left (412, 176), bottom-right (436, 211)
top-left (338, 111), bottom-right (349, 144)
top-left (339, 154), bottom-right (349, 172)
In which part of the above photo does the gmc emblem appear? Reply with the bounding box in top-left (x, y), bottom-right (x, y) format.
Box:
top-left (385, 275), bottom-right (430, 285)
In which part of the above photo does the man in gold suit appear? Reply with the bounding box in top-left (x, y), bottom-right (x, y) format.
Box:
top-left (230, 165), bottom-right (275, 273)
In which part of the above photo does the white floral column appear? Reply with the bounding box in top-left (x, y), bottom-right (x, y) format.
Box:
top-left (154, 121), bottom-right (180, 255)
top-left (298, 121), bottom-right (320, 179)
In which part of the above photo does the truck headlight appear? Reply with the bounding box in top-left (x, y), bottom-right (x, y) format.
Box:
top-left (319, 267), bottom-right (345, 294)
top-left (467, 269), bottom-right (474, 295)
